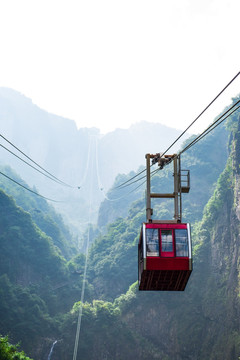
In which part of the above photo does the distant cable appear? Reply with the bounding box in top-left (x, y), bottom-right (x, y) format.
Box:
top-left (147, 101), bottom-right (240, 182)
top-left (0, 170), bottom-right (62, 202)
top-left (94, 136), bottom-right (104, 192)
top-left (113, 72), bottom-right (240, 191)
top-left (106, 99), bottom-right (240, 197)
top-left (94, 136), bottom-right (145, 201)
top-left (110, 163), bottom-right (163, 192)
top-left (112, 172), bottom-right (147, 191)
top-left (77, 136), bottom-right (94, 190)
top-left (98, 73), bottom-right (240, 200)
top-left (72, 133), bottom-right (94, 360)
top-left (103, 179), bottom-right (146, 202)
top-left (113, 167), bottom-right (146, 190)
top-left (105, 165), bottom-right (163, 201)
top-left (110, 100), bottom-right (240, 193)
top-left (161, 71), bottom-right (240, 156)
top-left (0, 143), bottom-right (72, 187)
top-left (131, 163), bottom-right (170, 192)
top-left (0, 133), bottom-right (76, 188)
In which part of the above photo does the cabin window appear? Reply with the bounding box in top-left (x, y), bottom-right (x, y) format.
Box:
top-left (146, 228), bottom-right (159, 256)
top-left (175, 229), bottom-right (188, 257)
top-left (161, 230), bottom-right (173, 252)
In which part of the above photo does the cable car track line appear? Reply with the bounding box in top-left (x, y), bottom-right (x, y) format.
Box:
top-left (77, 135), bottom-right (93, 190)
top-left (0, 133), bottom-right (77, 188)
top-left (147, 99), bottom-right (240, 176)
top-left (0, 170), bottom-right (63, 202)
top-left (95, 136), bottom-right (105, 193)
top-left (0, 135), bottom-right (94, 203)
top-left (72, 135), bottom-right (95, 360)
top-left (0, 142), bottom-right (72, 187)
top-left (102, 98), bottom-right (240, 201)
top-left (161, 70), bottom-right (240, 157)
top-left (179, 100), bottom-right (240, 155)
top-left (112, 71), bottom-right (240, 192)
top-left (112, 167), bottom-right (147, 190)
top-left (111, 98), bottom-right (240, 199)
top-left (94, 135), bottom-right (145, 201)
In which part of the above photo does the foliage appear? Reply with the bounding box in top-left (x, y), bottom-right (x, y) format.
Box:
top-left (1, 98), bottom-right (240, 359)
top-left (0, 336), bottom-right (33, 360)
top-left (0, 165), bottom-right (76, 259)
top-left (0, 187), bottom-right (94, 358)
top-left (202, 157), bottom-right (233, 227)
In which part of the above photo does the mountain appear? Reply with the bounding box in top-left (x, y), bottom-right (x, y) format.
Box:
top-left (54, 105), bottom-right (240, 360)
top-left (0, 89), bottom-right (240, 359)
top-left (0, 165), bottom-right (76, 259)
top-left (0, 183), bottom-right (93, 359)
top-left (0, 87), bottom-right (191, 233)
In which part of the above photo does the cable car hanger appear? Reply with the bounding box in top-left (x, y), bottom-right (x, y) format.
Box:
top-left (145, 153), bottom-right (189, 224)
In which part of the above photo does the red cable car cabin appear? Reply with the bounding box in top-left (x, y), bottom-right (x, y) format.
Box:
top-left (138, 222), bottom-right (192, 291)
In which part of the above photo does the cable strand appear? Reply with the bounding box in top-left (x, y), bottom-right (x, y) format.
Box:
top-left (72, 134), bottom-right (94, 360)
top-left (0, 143), bottom-right (71, 187)
top-left (161, 71), bottom-right (240, 156)
top-left (180, 100), bottom-right (240, 155)
top-left (0, 133), bottom-right (76, 188)
top-left (0, 170), bottom-right (62, 202)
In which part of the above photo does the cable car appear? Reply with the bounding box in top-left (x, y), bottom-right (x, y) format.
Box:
top-left (138, 153), bottom-right (192, 291)
top-left (138, 222), bottom-right (192, 291)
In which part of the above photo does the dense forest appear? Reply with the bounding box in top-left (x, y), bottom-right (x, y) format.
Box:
top-left (0, 94), bottom-right (240, 359)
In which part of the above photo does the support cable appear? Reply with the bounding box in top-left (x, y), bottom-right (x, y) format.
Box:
top-left (72, 136), bottom-right (94, 360)
top-left (0, 170), bottom-right (62, 202)
top-left (0, 134), bottom-right (94, 203)
top-left (0, 133), bottom-right (77, 188)
top-left (161, 71), bottom-right (240, 157)
top-left (94, 136), bottom-right (104, 193)
top-left (112, 172), bottom-right (147, 191)
top-left (112, 168), bottom-right (146, 190)
top-left (179, 100), bottom-right (240, 155)
top-left (112, 72), bottom-right (240, 191)
top-left (149, 99), bottom-right (240, 181)
top-left (114, 99), bottom-right (240, 192)
top-left (102, 180), bottom-right (146, 202)
top-left (124, 164), bottom-right (168, 195)
top-left (0, 143), bottom-right (72, 187)
top-left (112, 166), bottom-right (160, 191)
top-left (77, 136), bottom-right (94, 190)
top-left (95, 136), bottom-right (146, 201)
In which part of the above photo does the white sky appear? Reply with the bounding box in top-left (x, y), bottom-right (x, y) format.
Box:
top-left (0, 0), bottom-right (239, 134)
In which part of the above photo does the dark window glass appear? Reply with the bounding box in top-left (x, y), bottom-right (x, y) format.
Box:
top-left (146, 228), bottom-right (159, 256)
top-left (161, 230), bottom-right (173, 252)
top-left (175, 229), bottom-right (188, 257)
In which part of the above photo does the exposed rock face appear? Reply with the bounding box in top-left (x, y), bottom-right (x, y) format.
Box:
top-left (234, 120), bottom-right (240, 221)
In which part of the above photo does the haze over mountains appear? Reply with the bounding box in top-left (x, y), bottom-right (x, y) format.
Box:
top-left (0, 87), bottom-right (190, 232)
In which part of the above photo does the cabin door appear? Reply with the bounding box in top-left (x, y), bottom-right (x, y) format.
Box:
top-left (160, 229), bottom-right (174, 257)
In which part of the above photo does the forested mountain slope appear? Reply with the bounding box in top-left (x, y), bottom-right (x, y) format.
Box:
top-left (0, 165), bottom-right (76, 259)
top-left (54, 111), bottom-right (240, 360)
top-left (0, 185), bottom-right (94, 359)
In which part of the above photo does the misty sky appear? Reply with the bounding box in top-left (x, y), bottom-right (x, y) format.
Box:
top-left (0, 0), bottom-right (239, 134)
